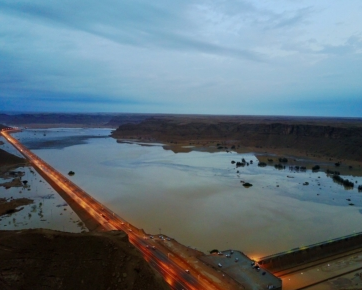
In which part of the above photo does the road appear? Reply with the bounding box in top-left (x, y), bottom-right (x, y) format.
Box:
top-left (278, 249), bottom-right (362, 290)
top-left (1, 128), bottom-right (227, 290)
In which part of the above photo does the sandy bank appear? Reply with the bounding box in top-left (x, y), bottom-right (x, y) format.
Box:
top-left (0, 149), bottom-right (27, 173)
top-left (0, 197), bottom-right (33, 217)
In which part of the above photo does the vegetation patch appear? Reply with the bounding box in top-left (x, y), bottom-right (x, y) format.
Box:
top-left (312, 165), bottom-right (320, 172)
top-left (332, 175), bottom-right (354, 188)
top-left (274, 164), bottom-right (284, 170)
top-left (326, 169), bottom-right (340, 175)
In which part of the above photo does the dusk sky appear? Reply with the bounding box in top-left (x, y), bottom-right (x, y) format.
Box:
top-left (0, 1), bottom-right (361, 116)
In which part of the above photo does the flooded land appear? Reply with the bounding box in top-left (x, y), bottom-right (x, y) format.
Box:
top-left (0, 164), bottom-right (87, 233)
top-left (2, 128), bottom-right (362, 259)
top-left (0, 132), bottom-right (88, 233)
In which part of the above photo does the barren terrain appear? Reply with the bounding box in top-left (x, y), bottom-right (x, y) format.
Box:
top-left (2, 113), bottom-right (362, 290)
top-left (0, 229), bottom-right (169, 290)
top-left (0, 148), bottom-right (27, 175)
top-left (111, 115), bottom-right (362, 164)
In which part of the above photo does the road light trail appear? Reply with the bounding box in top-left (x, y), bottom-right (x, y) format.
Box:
top-left (1, 129), bottom-right (226, 290)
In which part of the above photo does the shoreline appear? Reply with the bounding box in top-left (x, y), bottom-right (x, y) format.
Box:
top-left (117, 138), bottom-right (362, 176)
top-left (111, 115), bottom-right (362, 164)
top-left (10, 124), bottom-right (118, 129)
top-left (5, 124), bottom-right (362, 169)
top-left (0, 197), bottom-right (34, 217)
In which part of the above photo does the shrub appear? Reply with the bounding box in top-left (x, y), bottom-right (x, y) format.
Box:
top-left (333, 175), bottom-right (354, 188)
top-left (236, 162), bottom-right (245, 167)
top-left (312, 165), bottom-right (320, 172)
top-left (274, 164), bottom-right (284, 170)
top-left (243, 182), bottom-right (253, 187)
top-left (326, 169), bottom-right (340, 175)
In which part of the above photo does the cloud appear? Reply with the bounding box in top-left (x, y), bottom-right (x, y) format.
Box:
top-left (270, 7), bottom-right (313, 29)
top-left (0, 1), bottom-right (263, 61)
top-left (319, 35), bottom-right (362, 55)
top-left (0, 1), bottom-right (361, 116)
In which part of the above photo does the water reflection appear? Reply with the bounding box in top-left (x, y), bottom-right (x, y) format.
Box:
top-left (0, 166), bottom-right (86, 233)
top-left (3, 128), bottom-right (362, 258)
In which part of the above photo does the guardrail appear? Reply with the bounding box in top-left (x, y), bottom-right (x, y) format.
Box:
top-left (258, 231), bottom-right (362, 262)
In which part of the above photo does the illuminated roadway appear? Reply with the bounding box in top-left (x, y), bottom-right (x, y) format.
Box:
top-left (1, 128), bottom-right (229, 290)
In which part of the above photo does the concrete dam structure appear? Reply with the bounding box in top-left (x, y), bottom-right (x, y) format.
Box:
top-left (258, 231), bottom-right (362, 274)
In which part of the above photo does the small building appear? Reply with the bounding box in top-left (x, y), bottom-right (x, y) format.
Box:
top-left (200, 250), bottom-right (282, 290)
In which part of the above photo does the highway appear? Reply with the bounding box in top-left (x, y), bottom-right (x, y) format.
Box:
top-left (1, 128), bottom-right (226, 290)
top-left (279, 248), bottom-right (362, 290)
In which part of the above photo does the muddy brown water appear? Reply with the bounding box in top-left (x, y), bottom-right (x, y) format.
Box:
top-left (2, 128), bottom-right (362, 258)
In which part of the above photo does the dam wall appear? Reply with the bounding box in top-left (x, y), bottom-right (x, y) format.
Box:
top-left (258, 232), bottom-right (362, 273)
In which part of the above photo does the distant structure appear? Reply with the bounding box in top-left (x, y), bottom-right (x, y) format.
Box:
top-left (200, 250), bottom-right (282, 290)
top-left (258, 231), bottom-right (362, 273)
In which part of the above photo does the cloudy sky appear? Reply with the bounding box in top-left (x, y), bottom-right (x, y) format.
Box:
top-left (0, 0), bottom-right (361, 116)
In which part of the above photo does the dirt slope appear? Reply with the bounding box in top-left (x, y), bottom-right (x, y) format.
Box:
top-left (0, 229), bottom-right (170, 290)
top-left (0, 149), bottom-right (26, 167)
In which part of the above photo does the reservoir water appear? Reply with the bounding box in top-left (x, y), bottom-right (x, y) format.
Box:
top-left (2, 128), bottom-right (362, 258)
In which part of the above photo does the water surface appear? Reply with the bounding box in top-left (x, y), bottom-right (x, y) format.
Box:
top-left (5, 128), bottom-right (362, 258)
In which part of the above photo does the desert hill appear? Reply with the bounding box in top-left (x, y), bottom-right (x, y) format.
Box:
top-left (0, 113), bottom-right (150, 128)
top-left (111, 115), bottom-right (362, 162)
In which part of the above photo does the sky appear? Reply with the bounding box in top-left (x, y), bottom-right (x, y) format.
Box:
top-left (0, 0), bottom-right (361, 117)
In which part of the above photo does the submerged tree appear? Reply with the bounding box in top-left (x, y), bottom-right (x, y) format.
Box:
top-left (274, 164), bottom-right (284, 170)
top-left (332, 175), bottom-right (354, 188)
top-left (312, 165), bottom-right (320, 172)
